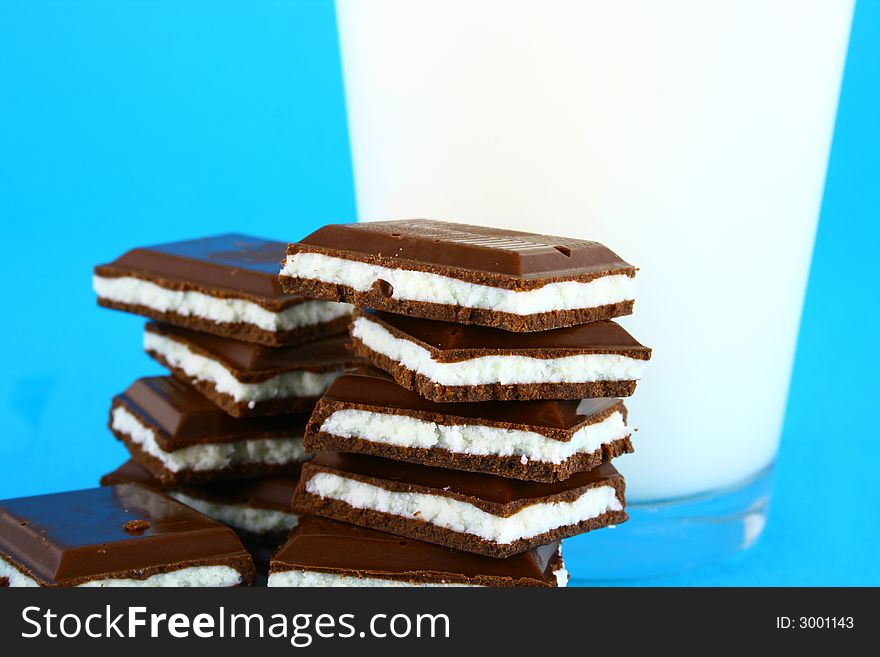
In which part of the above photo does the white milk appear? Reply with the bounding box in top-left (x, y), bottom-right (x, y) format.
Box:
top-left (336, 0), bottom-right (853, 500)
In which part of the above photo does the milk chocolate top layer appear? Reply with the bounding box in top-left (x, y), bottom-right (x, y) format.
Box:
top-left (96, 233), bottom-right (301, 306)
top-left (272, 516), bottom-right (562, 585)
top-left (0, 485), bottom-right (250, 586)
top-left (100, 460), bottom-right (299, 510)
top-left (307, 452), bottom-right (622, 506)
top-left (357, 310), bottom-right (651, 361)
top-left (146, 322), bottom-right (356, 378)
top-left (113, 376), bottom-right (309, 448)
top-left (318, 369), bottom-right (624, 440)
top-left (293, 220), bottom-right (634, 281)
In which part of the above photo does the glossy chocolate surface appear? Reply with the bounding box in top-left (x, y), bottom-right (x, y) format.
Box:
top-left (114, 376), bottom-right (309, 447)
top-left (295, 220), bottom-right (633, 280)
top-left (146, 322), bottom-right (356, 374)
top-left (0, 485), bottom-right (249, 585)
top-left (101, 459), bottom-right (299, 510)
top-left (307, 452), bottom-right (622, 504)
top-left (321, 369), bottom-right (622, 432)
top-left (358, 310), bottom-right (651, 358)
top-left (96, 233), bottom-right (297, 301)
top-left (272, 516), bottom-right (561, 583)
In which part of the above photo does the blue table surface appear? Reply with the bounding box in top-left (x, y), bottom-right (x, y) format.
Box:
top-left (1, 1), bottom-right (877, 586)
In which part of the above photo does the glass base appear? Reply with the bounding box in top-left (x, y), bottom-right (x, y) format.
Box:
top-left (565, 465), bottom-right (774, 583)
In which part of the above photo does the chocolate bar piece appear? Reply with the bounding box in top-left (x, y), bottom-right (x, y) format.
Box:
top-left (350, 310), bottom-right (651, 403)
top-left (100, 460), bottom-right (300, 545)
top-left (269, 516), bottom-right (567, 587)
top-left (0, 485), bottom-right (255, 587)
top-left (108, 376), bottom-right (310, 485)
top-left (307, 369), bottom-right (632, 482)
top-left (293, 452), bottom-right (627, 558)
top-left (144, 322), bottom-right (358, 416)
top-left (279, 220), bottom-right (636, 332)
top-left (101, 460), bottom-right (298, 576)
top-left (94, 233), bottom-right (352, 346)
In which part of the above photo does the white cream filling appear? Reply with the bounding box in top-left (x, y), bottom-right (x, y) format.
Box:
top-left (1, 556), bottom-right (241, 587)
top-left (268, 570), bottom-right (474, 587)
top-left (94, 275), bottom-right (352, 331)
top-left (268, 563), bottom-right (568, 587)
top-left (553, 545), bottom-right (570, 587)
top-left (281, 252), bottom-right (635, 315)
top-left (0, 556), bottom-right (39, 587)
top-left (320, 408), bottom-right (629, 464)
top-left (170, 492), bottom-right (299, 535)
top-left (305, 473), bottom-right (622, 544)
top-left (352, 316), bottom-right (646, 386)
top-left (554, 566), bottom-right (570, 587)
top-left (78, 565), bottom-right (242, 587)
top-left (111, 406), bottom-right (307, 473)
top-left (143, 331), bottom-right (341, 404)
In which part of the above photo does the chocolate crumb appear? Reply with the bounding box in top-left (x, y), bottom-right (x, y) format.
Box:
top-left (0, 576), bottom-right (9, 587)
top-left (374, 279), bottom-right (394, 298)
top-left (123, 519), bottom-right (150, 533)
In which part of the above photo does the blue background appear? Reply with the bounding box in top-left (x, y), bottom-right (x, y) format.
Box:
top-left (0, 2), bottom-right (877, 586)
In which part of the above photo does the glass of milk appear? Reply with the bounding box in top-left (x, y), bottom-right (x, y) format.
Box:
top-left (335, 0), bottom-right (854, 579)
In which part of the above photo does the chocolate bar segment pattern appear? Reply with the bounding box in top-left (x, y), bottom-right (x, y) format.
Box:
top-left (269, 516), bottom-right (567, 587)
top-left (144, 322), bottom-right (358, 416)
top-left (307, 369), bottom-right (632, 481)
top-left (293, 452), bottom-right (627, 558)
top-left (0, 485), bottom-right (255, 587)
top-left (349, 310), bottom-right (651, 403)
top-left (279, 220), bottom-right (636, 332)
top-left (108, 376), bottom-right (310, 484)
top-left (95, 233), bottom-right (352, 346)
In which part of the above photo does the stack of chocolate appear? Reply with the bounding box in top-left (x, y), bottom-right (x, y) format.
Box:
top-left (0, 221), bottom-right (651, 588)
top-left (93, 234), bottom-right (358, 573)
top-left (272, 220), bottom-right (651, 587)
